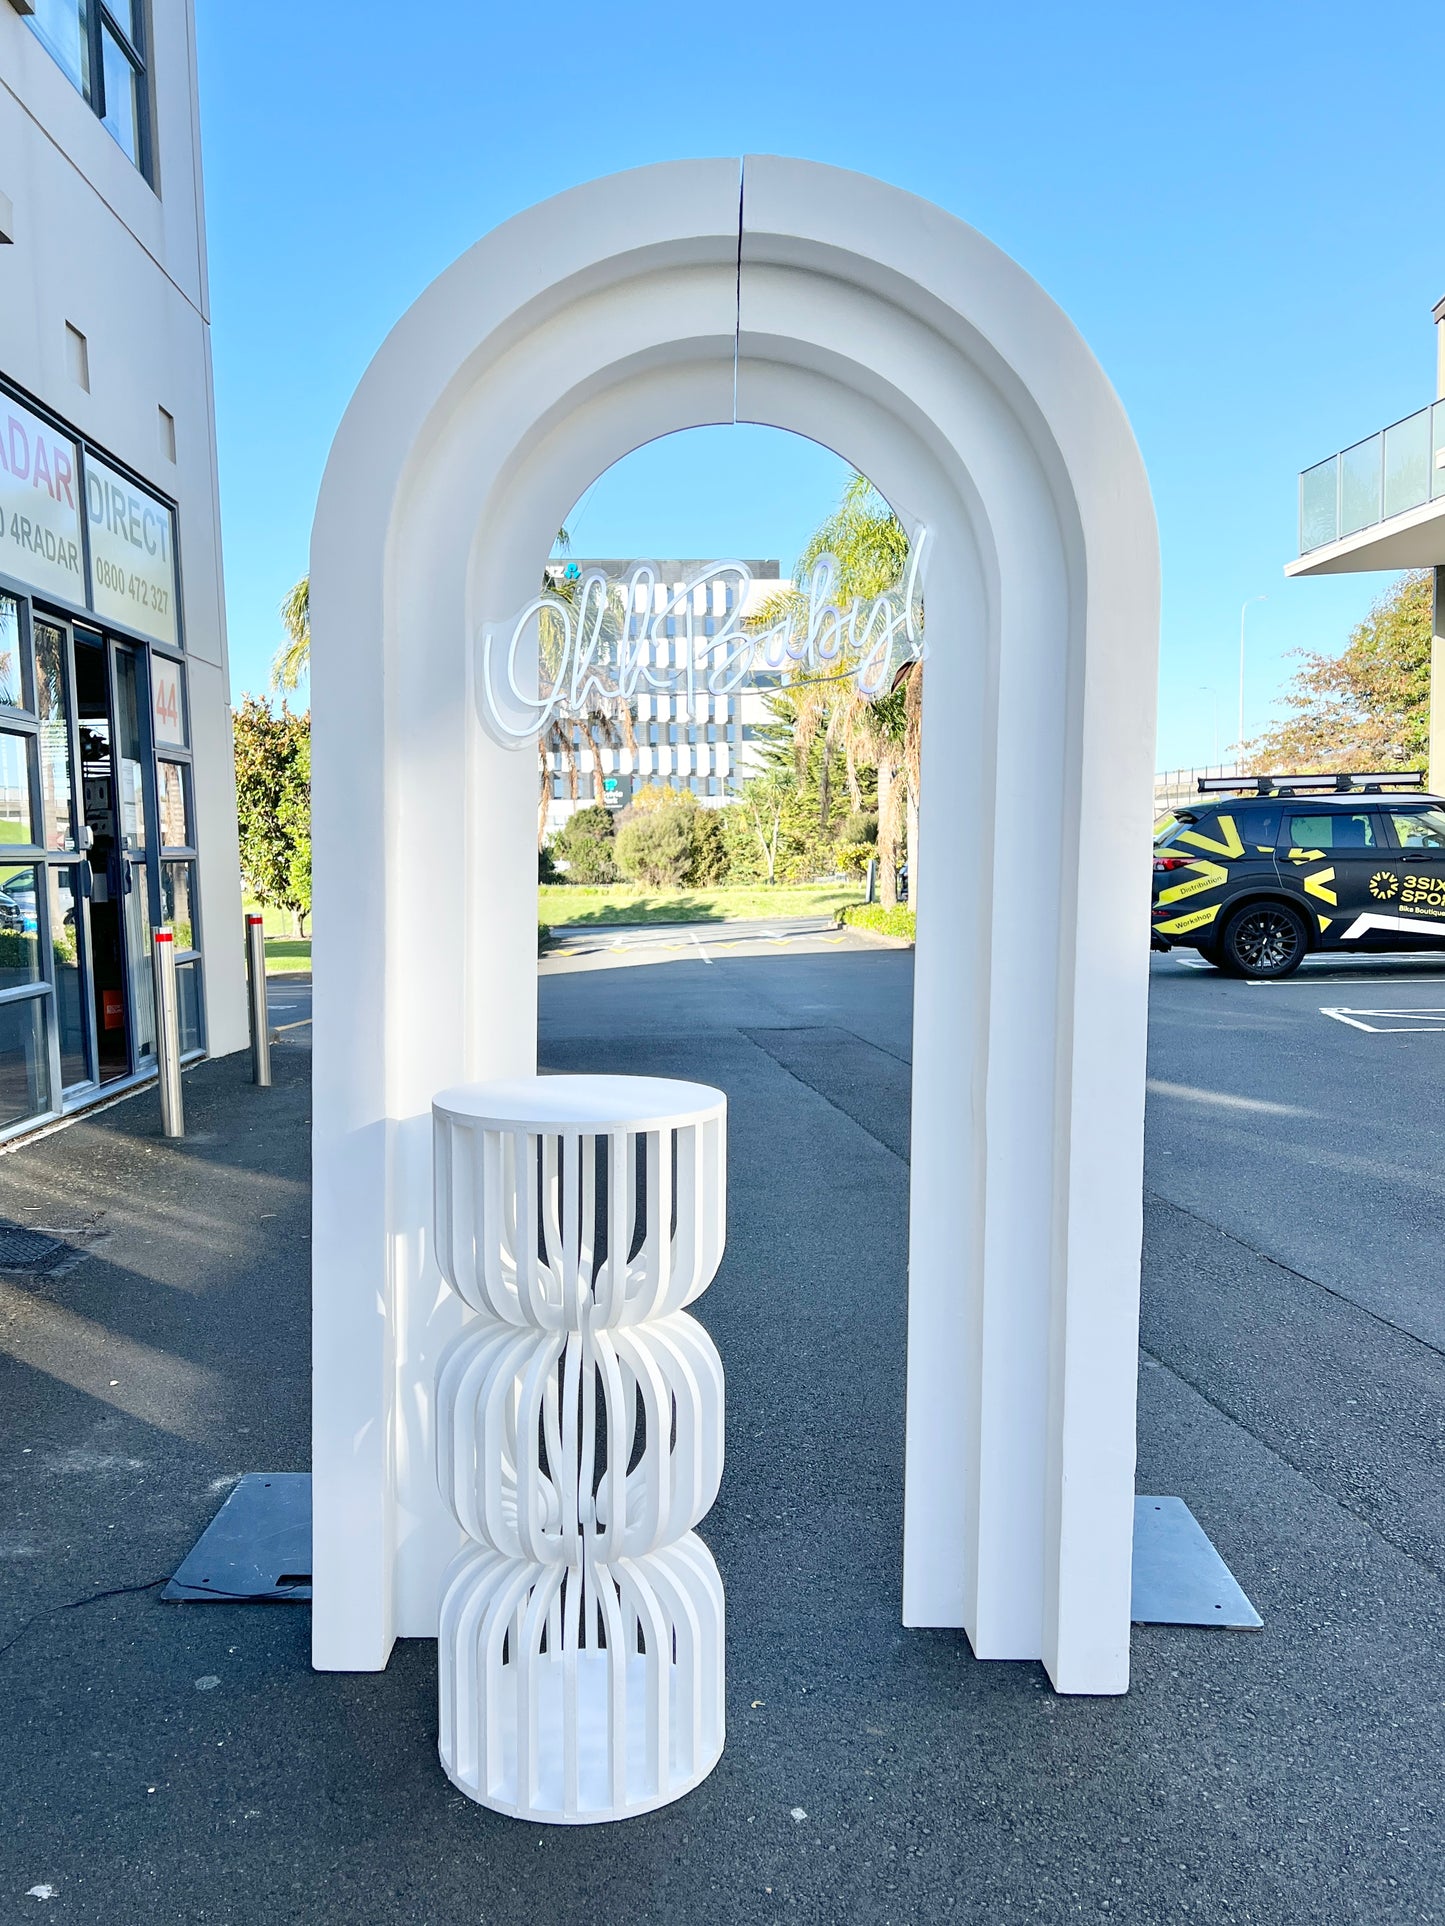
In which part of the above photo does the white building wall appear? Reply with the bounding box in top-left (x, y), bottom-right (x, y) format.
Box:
top-left (0, 0), bottom-right (245, 1062)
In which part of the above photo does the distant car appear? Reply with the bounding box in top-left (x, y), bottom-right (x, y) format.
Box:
top-left (1152, 773), bottom-right (1445, 978)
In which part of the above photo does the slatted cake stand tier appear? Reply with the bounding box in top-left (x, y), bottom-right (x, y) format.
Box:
top-left (432, 1075), bottom-right (727, 1823)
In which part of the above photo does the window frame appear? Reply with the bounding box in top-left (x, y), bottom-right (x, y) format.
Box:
top-left (1278, 807), bottom-right (1386, 853)
top-left (24, 0), bottom-right (154, 184)
top-left (1381, 803), bottom-right (1445, 853)
top-left (0, 597), bottom-right (66, 1127)
top-left (0, 377), bottom-right (186, 654)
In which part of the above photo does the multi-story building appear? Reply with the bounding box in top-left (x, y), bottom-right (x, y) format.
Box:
top-left (1288, 292), bottom-right (1445, 788)
top-left (0, 0), bottom-right (244, 1138)
top-left (539, 558), bottom-right (789, 833)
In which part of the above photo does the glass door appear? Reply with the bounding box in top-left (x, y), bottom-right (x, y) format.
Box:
top-left (34, 617), bottom-right (96, 1094)
top-left (111, 640), bottom-right (156, 1060)
top-left (73, 632), bottom-right (133, 1082)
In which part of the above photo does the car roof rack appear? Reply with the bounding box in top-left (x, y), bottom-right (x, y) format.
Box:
top-left (1196, 771), bottom-right (1426, 798)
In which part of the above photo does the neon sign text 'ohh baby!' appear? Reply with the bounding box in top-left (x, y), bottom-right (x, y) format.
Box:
top-left (477, 531), bottom-right (928, 745)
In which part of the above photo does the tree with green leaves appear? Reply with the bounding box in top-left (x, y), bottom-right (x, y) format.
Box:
top-left (731, 772), bottom-right (802, 886)
top-left (233, 696), bottom-right (311, 935)
top-left (747, 474), bottom-right (921, 906)
top-left (1247, 572), bottom-right (1431, 772)
top-left (552, 803), bottom-right (617, 883)
top-left (614, 804), bottom-right (696, 887)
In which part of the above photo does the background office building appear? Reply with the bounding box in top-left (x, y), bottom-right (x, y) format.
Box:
top-left (540, 560), bottom-right (788, 832)
top-left (0, 0), bottom-right (244, 1138)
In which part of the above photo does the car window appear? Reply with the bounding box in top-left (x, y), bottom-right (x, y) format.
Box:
top-left (1153, 813), bottom-right (1181, 845)
top-left (1286, 811), bottom-right (1379, 850)
top-left (1239, 805), bottom-right (1282, 847)
top-left (1388, 806), bottom-right (1445, 850)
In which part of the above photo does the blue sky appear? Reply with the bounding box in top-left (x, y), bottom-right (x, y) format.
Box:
top-left (197, 1), bottom-right (1442, 769)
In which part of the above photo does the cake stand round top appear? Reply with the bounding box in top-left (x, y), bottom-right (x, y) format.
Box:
top-left (433, 1074), bottom-right (726, 1134)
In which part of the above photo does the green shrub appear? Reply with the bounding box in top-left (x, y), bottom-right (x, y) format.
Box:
top-left (689, 807), bottom-right (729, 885)
top-left (0, 931), bottom-right (36, 975)
top-left (615, 805), bottom-right (696, 887)
top-left (834, 841), bottom-right (876, 878)
top-left (837, 903), bottom-right (915, 942)
top-left (554, 803), bottom-right (617, 884)
top-left (838, 810), bottom-right (878, 847)
top-left (718, 803), bottom-right (766, 884)
top-left (538, 844), bottom-right (561, 885)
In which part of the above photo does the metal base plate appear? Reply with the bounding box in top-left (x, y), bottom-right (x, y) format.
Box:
top-left (163, 1472), bottom-right (312, 1602)
top-left (1132, 1495), bottom-right (1262, 1629)
top-left (164, 1479), bottom-right (1256, 1628)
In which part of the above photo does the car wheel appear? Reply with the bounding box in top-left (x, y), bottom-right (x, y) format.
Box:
top-left (1219, 901), bottom-right (1308, 979)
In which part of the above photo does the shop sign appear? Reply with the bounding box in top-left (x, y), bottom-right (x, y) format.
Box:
top-left (86, 453), bottom-right (179, 648)
top-left (478, 533), bottom-right (928, 744)
top-left (150, 654), bottom-right (184, 747)
top-left (0, 397), bottom-right (85, 606)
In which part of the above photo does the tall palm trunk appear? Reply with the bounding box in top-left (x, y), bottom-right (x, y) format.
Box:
top-left (876, 755), bottom-right (903, 909)
top-left (905, 781), bottom-right (919, 909)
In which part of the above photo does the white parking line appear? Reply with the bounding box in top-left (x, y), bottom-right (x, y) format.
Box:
top-left (1320, 1006), bottom-right (1445, 1033)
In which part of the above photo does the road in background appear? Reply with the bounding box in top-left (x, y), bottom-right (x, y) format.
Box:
top-left (1148, 949), bottom-right (1445, 1347)
top-left (266, 973), bottom-right (311, 1040)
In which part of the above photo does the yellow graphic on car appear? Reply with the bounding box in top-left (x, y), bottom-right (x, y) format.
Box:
top-left (1154, 903), bottom-right (1221, 937)
top-left (1369, 871), bottom-right (1400, 901)
top-left (1303, 867), bottom-right (1336, 906)
top-left (1177, 815), bottom-right (1244, 860)
top-left (1287, 848), bottom-right (1326, 863)
top-left (1155, 860), bottom-right (1229, 906)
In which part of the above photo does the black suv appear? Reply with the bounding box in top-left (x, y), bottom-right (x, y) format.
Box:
top-left (1152, 774), bottom-right (1445, 978)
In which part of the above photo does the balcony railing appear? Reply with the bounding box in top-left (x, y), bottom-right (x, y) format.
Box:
top-left (1299, 399), bottom-right (1445, 553)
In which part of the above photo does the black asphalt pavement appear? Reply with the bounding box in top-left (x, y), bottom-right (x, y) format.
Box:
top-left (0, 943), bottom-right (1441, 1922)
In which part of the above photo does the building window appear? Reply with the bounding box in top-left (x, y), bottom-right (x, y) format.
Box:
top-left (157, 759), bottom-right (191, 848)
top-left (159, 860), bottom-right (196, 952)
top-left (0, 596), bottom-right (27, 712)
top-left (25, 0), bottom-right (153, 182)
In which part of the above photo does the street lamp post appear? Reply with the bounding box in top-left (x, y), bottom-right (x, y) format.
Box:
top-left (1238, 596), bottom-right (1266, 765)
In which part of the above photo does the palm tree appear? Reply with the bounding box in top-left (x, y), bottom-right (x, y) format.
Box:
top-left (273, 526), bottom-right (574, 698)
top-left (746, 475), bottom-right (922, 907)
top-left (271, 576), bottom-right (310, 694)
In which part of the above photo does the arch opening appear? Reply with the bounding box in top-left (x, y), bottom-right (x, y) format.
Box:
top-left (309, 157), bottom-right (1159, 1697)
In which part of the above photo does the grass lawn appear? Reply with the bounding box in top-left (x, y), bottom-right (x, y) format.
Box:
top-left (539, 883), bottom-right (866, 927)
top-left (242, 902), bottom-right (311, 971)
top-left (264, 938), bottom-right (312, 973)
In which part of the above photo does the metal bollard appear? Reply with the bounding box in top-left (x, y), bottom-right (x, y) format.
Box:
top-left (245, 912), bottom-right (272, 1086)
top-left (152, 927), bottom-right (184, 1138)
top-left (865, 857), bottom-right (877, 905)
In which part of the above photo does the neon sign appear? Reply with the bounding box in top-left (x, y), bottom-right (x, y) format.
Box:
top-left (476, 531), bottom-right (928, 745)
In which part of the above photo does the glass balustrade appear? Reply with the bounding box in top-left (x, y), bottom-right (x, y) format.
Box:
top-left (1299, 400), bottom-right (1445, 553)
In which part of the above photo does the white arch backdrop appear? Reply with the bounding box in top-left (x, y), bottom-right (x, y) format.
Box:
top-left (309, 156), bottom-right (1159, 1695)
